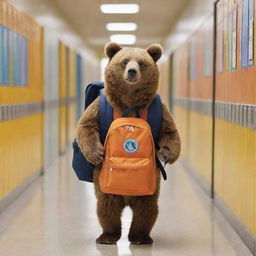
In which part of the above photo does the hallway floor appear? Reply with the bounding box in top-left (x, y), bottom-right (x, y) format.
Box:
top-left (0, 151), bottom-right (253, 256)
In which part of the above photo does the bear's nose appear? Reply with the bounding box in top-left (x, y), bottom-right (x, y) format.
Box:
top-left (128, 68), bottom-right (137, 76)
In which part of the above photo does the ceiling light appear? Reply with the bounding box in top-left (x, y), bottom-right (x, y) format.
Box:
top-left (110, 34), bottom-right (136, 45)
top-left (106, 23), bottom-right (137, 31)
top-left (100, 4), bottom-right (139, 14)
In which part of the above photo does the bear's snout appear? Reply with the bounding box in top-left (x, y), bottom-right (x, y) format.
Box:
top-left (124, 61), bottom-right (141, 84)
top-left (128, 68), bottom-right (137, 76)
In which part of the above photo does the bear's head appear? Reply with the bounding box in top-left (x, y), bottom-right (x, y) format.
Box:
top-left (104, 42), bottom-right (163, 109)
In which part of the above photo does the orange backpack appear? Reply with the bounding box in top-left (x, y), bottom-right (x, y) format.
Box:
top-left (99, 110), bottom-right (157, 196)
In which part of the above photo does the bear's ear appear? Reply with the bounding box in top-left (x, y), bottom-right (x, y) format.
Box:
top-left (104, 42), bottom-right (122, 59)
top-left (146, 44), bottom-right (163, 62)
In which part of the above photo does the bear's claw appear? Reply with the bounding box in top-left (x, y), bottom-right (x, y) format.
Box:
top-left (82, 142), bottom-right (104, 165)
top-left (96, 233), bottom-right (121, 244)
top-left (158, 145), bottom-right (172, 163)
top-left (128, 234), bottom-right (153, 245)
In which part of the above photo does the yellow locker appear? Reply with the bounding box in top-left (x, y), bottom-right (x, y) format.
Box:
top-left (0, 1), bottom-right (44, 200)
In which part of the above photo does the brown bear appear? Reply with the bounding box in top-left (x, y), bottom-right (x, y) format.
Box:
top-left (76, 42), bottom-right (181, 245)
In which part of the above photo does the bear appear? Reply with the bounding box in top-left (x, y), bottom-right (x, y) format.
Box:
top-left (76, 42), bottom-right (181, 245)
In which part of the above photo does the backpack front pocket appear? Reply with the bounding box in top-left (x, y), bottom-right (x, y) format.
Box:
top-left (102, 157), bottom-right (156, 195)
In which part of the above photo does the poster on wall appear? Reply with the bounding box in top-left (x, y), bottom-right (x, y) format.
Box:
top-left (0, 25), bottom-right (3, 85)
top-left (14, 33), bottom-right (21, 86)
top-left (217, 0), bottom-right (224, 73)
top-left (228, 12), bottom-right (232, 70)
top-left (231, 7), bottom-right (237, 70)
top-left (248, 0), bottom-right (254, 66)
top-left (3, 26), bottom-right (9, 85)
top-left (17, 14), bottom-right (21, 86)
top-left (189, 37), bottom-right (197, 80)
top-left (0, 2), bottom-right (28, 86)
top-left (223, 0), bottom-right (229, 71)
top-left (20, 36), bottom-right (24, 86)
top-left (241, 0), bottom-right (249, 68)
top-left (22, 37), bottom-right (28, 86)
top-left (8, 28), bottom-right (14, 85)
top-left (204, 18), bottom-right (213, 77)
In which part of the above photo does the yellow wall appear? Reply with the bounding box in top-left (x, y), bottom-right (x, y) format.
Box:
top-left (174, 106), bottom-right (212, 184)
top-left (173, 106), bottom-right (190, 159)
top-left (0, 0), bottom-right (98, 207)
top-left (213, 0), bottom-right (256, 237)
top-left (188, 111), bottom-right (212, 184)
top-left (214, 119), bottom-right (256, 235)
top-left (0, 114), bottom-right (43, 199)
top-left (0, 1), bottom-right (44, 199)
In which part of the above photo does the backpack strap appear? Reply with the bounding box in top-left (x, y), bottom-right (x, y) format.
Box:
top-left (146, 95), bottom-right (167, 180)
top-left (99, 90), bottom-right (113, 145)
top-left (84, 82), bottom-right (104, 110)
top-left (147, 95), bottom-right (163, 145)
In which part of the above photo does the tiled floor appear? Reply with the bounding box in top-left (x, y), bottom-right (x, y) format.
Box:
top-left (0, 151), bottom-right (253, 256)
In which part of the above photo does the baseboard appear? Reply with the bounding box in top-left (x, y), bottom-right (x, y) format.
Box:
top-left (179, 157), bottom-right (212, 197)
top-left (0, 168), bottom-right (43, 214)
top-left (214, 193), bottom-right (256, 255)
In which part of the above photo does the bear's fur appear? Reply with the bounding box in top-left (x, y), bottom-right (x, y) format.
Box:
top-left (76, 42), bottom-right (181, 245)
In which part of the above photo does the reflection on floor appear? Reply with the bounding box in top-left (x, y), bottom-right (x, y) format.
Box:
top-left (0, 151), bottom-right (253, 256)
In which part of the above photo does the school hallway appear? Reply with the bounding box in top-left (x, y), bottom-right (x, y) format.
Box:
top-left (0, 150), bottom-right (252, 256)
top-left (1, 0), bottom-right (256, 255)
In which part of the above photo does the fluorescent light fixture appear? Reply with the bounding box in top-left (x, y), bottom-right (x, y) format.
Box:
top-left (106, 23), bottom-right (137, 31)
top-left (100, 4), bottom-right (139, 14)
top-left (110, 34), bottom-right (136, 45)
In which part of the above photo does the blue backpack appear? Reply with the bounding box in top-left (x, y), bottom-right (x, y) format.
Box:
top-left (72, 82), bottom-right (167, 182)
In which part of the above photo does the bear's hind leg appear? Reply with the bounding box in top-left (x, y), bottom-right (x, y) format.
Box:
top-left (128, 196), bottom-right (158, 245)
top-left (96, 194), bottom-right (125, 244)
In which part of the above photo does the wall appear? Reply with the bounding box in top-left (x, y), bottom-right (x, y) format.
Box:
top-left (0, 0), bottom-right (100, 211)
top-left (158, 58), bottom-right (170, 104)
top-left (0, 0), bottom-right (44, 202)
top-left (164, 0), bottom-right (256, 253)
top-left (214, 0), bottom-right (256, 247)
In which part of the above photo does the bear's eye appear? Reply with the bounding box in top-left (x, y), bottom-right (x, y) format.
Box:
top-left (138, 61), bottom-right (145, 67)
top-left (121, 59), bottom-right (129, 67)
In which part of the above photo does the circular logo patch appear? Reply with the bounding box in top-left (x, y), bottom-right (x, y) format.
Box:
top-left (123, 139), bottom-right (138, 153)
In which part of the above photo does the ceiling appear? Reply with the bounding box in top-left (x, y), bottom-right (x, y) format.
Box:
top-left (50, 0), bottom-right (188, 56)
top-left (10, 0), bottom-right (214, 59)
